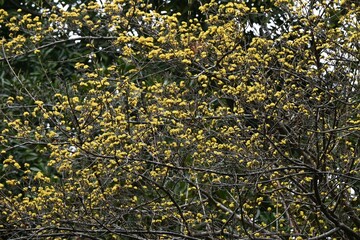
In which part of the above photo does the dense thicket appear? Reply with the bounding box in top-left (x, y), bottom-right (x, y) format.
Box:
top-left (1, 0), bottom-right (359, 239)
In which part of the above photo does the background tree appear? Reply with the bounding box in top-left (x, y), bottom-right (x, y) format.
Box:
top-left (1, 0), bottom-right (359, 239)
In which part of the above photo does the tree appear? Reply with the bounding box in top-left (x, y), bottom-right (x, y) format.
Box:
top-left (1, 0), bottom-right (359, 239)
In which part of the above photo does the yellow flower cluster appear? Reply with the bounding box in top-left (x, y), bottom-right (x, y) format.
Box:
top-left (1, 0), bottom-right (359, 239)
